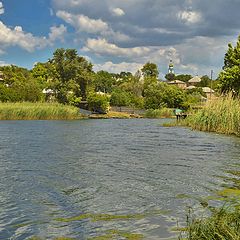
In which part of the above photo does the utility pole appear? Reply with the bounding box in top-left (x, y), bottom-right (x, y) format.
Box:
top-left (210, 70), bottom-right (213, 100)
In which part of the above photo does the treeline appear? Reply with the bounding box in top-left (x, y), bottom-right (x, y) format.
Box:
top-left (0, 48), bottom-right (218, 112)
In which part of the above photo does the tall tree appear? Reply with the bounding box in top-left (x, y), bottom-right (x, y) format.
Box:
top-left (219, 35), bottom-right (240, 94)
top-left (48, 48), bottom-right (93, 102)
top-left (141, 62), bottom-right (159, 78)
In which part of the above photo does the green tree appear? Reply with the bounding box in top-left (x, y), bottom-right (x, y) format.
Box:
top-left (31, 62), bottom-right (51, 87)
top-left (87, 93), bottom-right (110, 113)
top-left (141, 62), bottom-right (159, 78)
top-left (110, 89), bottom-right (131, 107)
top-left (175, 74), bottom-right (192, 82)
top-left (165, 73), bottom-right (175, 81)
top-left (47, 48), bottom-right (93, 103)
top-left (197, 75), bottom-right (211, 87)
top-left (219, 35), bottom-right (240, 94)
top-left (144, 82), bottom-right (188, 109)
top-left (94, 71), bottom-right (116, 93)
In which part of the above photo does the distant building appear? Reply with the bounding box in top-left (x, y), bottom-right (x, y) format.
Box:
top-left (168, 80), bottom-right (187, 89)
top-left (188, 76), bottom-right (201, 86)
top-left (168, 60), bottom-right (174, 74)
top-left (186, 85), bottom-right (196, 90)
top-left (0, 71), bottom-right (4, 82)
top-left (202, 87), bottom-right (215, 99)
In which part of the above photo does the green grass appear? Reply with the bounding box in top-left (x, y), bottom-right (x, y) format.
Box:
top-left (179, 204), bottom-right (240, 240)
top-left (185, 95), bottom-right (240, 136)
top-left (144, 108), bottom-right (174, 118)
top-left (0, 102), bottom-right (83, 120)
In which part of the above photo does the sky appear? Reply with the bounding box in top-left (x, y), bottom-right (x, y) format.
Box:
top-left (0, 0), bottom-right (239, 78)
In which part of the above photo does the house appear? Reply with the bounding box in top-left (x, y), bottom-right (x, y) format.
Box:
top-left (168, 80), bottom-right (187, 89)
top-left (188, 76), bottom-right (201, 86)
top-left (202, 87), bottom-right (215, 99)
top-left (186, 85), bottom-right (196, 90)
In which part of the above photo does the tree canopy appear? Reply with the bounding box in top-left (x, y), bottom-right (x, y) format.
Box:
top-left (219, 35), bottom-right (240, 94)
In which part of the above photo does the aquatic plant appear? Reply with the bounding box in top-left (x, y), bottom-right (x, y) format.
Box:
top-left (185, 95), bottom-right (240, 136)
top-left (144, 108), bottom-right (174, 118)
top-left (0, 102), bottom-right (82, 120)
top-left (179, 203), bottom-right (240, 240)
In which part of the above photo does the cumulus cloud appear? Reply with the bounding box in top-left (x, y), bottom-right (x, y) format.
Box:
top-left (177, 10), bottom-right (202, 24)
top-left (56, 10), bottom-right (108, 34)
top-left (83, 38), bottom-right (151, 58)
top-left (111, 8), bottom-right (125, 16)
top-left (94, 61), bottom-right (143, 74)
top-left (0, 2), bottom-right (4, 15)
top-left (82, 38), bottom-right (182, 76)
top-left (56, 10), bottom-right (130, 42)
top-left (0, 21), bottom-right (67, 52)
top-left (48, 24), bottom-right (67, 42)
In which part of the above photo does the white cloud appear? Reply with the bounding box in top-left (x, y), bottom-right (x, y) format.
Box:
top-left (94, 61), bottom-right (143, 74)
top-left (0, 21), bottom-right (67, 52)
top-left (0, 60), bottom-right (9, 66)
top-left (56, 10), bottom-right (108, 34)
top-left (56, 10), bottom-right (130, 42)
top-left (111, 8), bottom-right (125, 17)
top-left (83, 38), bottom-right (151, 58)
top-left (48, 24), bottom-right (67, 42)
top-left (0, 2), bottom-right (4, 15)
top-left (177, 10), bottom-right (202, 24)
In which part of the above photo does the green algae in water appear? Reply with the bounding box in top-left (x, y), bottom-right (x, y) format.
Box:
top-left (88, 230), bottom-right (143, 240)
top-left (29, 237), bottom-right (76, 240)
top-left (55, 210), bottom-right (169, 223)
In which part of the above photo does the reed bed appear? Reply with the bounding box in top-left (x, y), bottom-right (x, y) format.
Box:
top-left (185, 95), bottom-right (240, 136)
top-left (179, 204), bottom-right (240, 240)
top-left (0, 102), bottom-right (82, 120)
top-left (144, 108), bottom-right (174, 118)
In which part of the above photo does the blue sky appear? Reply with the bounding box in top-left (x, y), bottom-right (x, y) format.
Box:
top-left (0, 0), bottom-right (240, 78)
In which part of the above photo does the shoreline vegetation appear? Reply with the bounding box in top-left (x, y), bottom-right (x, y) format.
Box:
top-left (183, 95), bottom-right (240, 137)
top-left (0, 102), bottom-right (82, 120)
top-left (0, 102), bottom-right (177, 120)
top-left (176, 95), bottom-right (240, 239)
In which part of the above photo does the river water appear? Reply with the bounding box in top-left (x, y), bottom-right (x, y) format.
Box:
top-left (0, 119), bottom-right (240, 240)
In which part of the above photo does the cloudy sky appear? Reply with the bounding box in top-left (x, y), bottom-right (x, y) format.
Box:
top-left (0, 0), bottom-right (239, 78)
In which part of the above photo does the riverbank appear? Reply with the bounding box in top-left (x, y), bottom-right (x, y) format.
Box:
top-left (175, 96), bottom-right (240, 239)
top-left (0, 102), bottom-right (177, 120)
top-left (0, 102), bottom-right (83, 120)
top-left (89, 111), bottom-right (141, 119)
top-left (181, 95), bottom-right (240, 137)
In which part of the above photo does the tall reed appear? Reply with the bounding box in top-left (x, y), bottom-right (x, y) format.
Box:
top-left (144, 108), bottom-right (174, 118)
top-left (180, 204), bottom-right (240, 240)
top-left (0, 102), bottom-right (82, 120)
top-left (185, 95), bottom-right (240, 136)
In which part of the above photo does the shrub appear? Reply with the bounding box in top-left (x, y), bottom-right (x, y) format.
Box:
top-left (87, 93), bottom-right (110, 114)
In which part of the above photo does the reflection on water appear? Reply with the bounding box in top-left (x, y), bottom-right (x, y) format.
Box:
top-left (0, 119), bottom-right (240, 239)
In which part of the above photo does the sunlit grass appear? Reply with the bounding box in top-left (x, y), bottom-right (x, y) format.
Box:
top-left (144, 108), bottom-right (174, 118)
top-left (185, 95), bottom-right (240, 136)
top-left (179, 204), bottom-right (240, 240)
top-left (0, 102), bottom-right (82, 120)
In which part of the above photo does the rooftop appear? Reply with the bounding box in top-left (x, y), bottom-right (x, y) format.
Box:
top-left (188, 76), bottom-right (201, 83)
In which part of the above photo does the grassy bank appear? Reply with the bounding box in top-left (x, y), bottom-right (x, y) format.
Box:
top-left (0, 102), bottom-right (82, 120)
top-left (179, 204), bottom-right (240, 240)
top-left (144, 108), bottom-right (174, 118)
top-left (89, 111), bottom-right (141, 119)
top-left (185, 95), bottom-right (240, 136)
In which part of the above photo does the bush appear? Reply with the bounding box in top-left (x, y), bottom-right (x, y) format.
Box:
top-left (110, 89), bottom-right (131, 107)
top-left (87, 93), bottom-right (110, 114)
